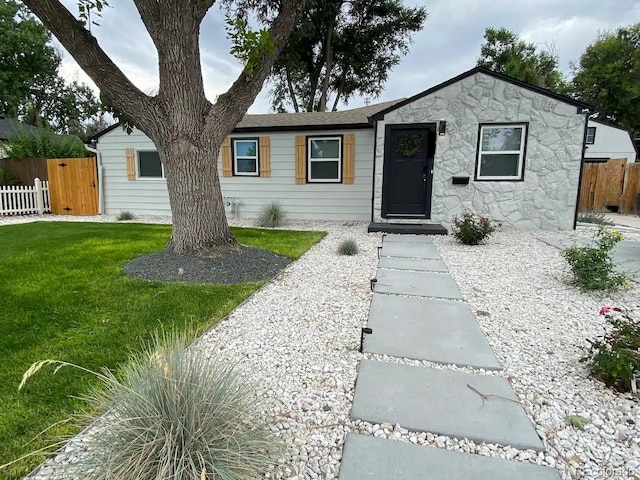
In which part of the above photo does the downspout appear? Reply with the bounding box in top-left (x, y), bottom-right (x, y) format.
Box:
top-left (84, 145), bottom-right (104, 215)
top-left (370, 117), bottom-right (378, 223)
top-left (573, 109), bottom-right (596, 229)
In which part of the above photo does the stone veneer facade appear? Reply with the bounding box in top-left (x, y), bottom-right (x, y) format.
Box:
top-left (373, 72), bottom-right (586, 230)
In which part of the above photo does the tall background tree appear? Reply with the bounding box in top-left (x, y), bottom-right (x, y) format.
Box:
top-left (268, 0), bottom-right (427, 112)
top-left (0, 0), bottom-right (101, 133)
top-left (572, 23), bottom-right (640, 137)
top-left (22, 0), bottom-right (305, 254)
top-left (477, 27), bottom-right (567, 93)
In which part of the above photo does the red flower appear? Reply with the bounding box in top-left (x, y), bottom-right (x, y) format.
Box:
top-left (600, 306), bottom-right (611, 315)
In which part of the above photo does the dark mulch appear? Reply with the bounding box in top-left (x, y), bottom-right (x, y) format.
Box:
top-left (124, 245), bottom-right (292, 284)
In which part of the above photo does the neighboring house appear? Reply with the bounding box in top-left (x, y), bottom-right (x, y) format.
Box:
top-left (584, 118), bottom-right (638, 163)
top-left (93, 66), bottom-right (592, 230)
top-left (0, 115), bottom-right (36, 158)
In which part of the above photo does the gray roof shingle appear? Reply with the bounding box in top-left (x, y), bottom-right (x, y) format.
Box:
top-left (0, 116), bottom-right (36, 140)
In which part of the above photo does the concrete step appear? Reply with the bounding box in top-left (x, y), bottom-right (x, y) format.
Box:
top-left (339, 434), bottom-right (560, 480)
top-left (364, 294), bottom-right (501, 370)
top-left (350, 360), bottom-right (544, 451)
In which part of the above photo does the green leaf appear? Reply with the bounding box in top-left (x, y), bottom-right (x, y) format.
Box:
top-left (565, 415), bottom-right (590, 431)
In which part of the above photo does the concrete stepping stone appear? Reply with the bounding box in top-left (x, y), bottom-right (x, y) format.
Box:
top-left (374, 269), bottom-right (463, 299)
top-left (380, 241), bottom-right (441, 259)
top-left (378, 256), bottom-right (448, 272)
top-left (351, 360), bottom-right (544, 451)
top-left (339, 434), bottom-right (560, 480)
top-left (383, 234), bottom-right (434, 244)
top-left (364, 295), bottom-right (501, 370)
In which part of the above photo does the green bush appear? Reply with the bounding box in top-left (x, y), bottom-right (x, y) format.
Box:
top-left (5, 128), bottom-right (90, 160)
top-left (451, 211), bottom-right (496, 245)
top-left (577, 211), bottom-right (614, 226)
top-left (116, 211), bottom-right (135, 221)
top-left (337, 238), bottom-right (359, 255)
top-left (16, 331), bottom-right (280, 479)
top-left (257, 201), bottom-right (287, 228)
top-left (562, 227), bottom-right (627, 291)
top-left (582, 307), bottom-right (640, 392)
top-left (0, 168), bottom-right (21, 186)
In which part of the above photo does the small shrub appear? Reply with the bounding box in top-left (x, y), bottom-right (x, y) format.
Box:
top-left (116, 211), bottom-right (135, 221)
top-left (562, 227), bottom-right (627, 291)
top-left (581, 307), bottom-right (640, 392)
top-left (257, 201), bottom-right (287, 228)
top-left (338, 238), bottom-right (359, 255)
top-left (577, 211), bottom-right (614, 226)
top-left (15, 331), bottom-right (280, 479)
top-left (451, 211), bottom-right (496, 245)
top-left (0, 168), bottom-right (21, 186)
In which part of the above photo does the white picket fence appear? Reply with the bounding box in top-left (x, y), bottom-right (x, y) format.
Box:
top-left (0, 178), bottom-right (51, 216)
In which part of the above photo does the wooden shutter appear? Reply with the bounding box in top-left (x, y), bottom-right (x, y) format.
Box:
top-left (125, 148), bottom-right (136, 180)
top-left (221, 137), bottom-right (232, 177)
top-left (259, 136), bottom-right (271, 177)
top-left (343, 133), bottom-right (355, 184)
top-left (295, 135), bottom-right (306, 184)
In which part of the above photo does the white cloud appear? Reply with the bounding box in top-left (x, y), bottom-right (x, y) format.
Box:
top-left (47, 0), bottom-right (640, 114)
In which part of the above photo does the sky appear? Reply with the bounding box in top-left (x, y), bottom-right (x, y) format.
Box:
top-left (56, 0), bottom-right (640, 114)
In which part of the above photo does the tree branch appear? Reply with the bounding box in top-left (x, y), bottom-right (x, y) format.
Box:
top-left (210, 0), bottom-right (307, 139)
top-left (285, 65), bottom-right (300, 112)
top-left (22, 0), bottom-right (157, 130)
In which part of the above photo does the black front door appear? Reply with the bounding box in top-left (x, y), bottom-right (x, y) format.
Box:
top-left (382, 124), bottom-right (436, 217)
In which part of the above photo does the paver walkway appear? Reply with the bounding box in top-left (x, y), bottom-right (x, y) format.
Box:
top-left (339, 234), bottom-right (560, 479)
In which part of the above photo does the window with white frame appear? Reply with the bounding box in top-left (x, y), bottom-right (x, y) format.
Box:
top-left (233, 138), bottom-right (259, 176)
top-left (137, 150), bottom-right (164, 178)
top-left (475, 124), bottom-right (527, 181)
top-left (307, 136), bottom-right (342, 182)
top-left (586, 126), bottom-right (596, 145)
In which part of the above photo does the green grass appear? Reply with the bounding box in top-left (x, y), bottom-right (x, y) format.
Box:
top-left (0, 222), bottom-right (324, 479)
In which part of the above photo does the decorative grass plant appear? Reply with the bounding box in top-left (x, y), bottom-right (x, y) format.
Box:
top-left (15, 331), bottom-right (281, 480)
top-left (257, 201), bottom-right (287, 228)
top-left (337, 238), bottom-right (359, 255)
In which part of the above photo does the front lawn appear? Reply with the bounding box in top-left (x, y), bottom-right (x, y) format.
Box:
top-left (0, 222), bottom-right (324, 479)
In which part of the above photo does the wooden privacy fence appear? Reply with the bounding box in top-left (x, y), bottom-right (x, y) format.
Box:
top-left (0, 158), bottom-right (48, 184)
top-left (579, 159), bottom-right (640, 214)
top-left (0, 178), bottom-right (51, 216)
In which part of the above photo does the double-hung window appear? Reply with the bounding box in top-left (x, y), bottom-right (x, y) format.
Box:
top-left (233, 138), bottom-right (259, 176)
top-left (475, 124), bottom-right (527, 181)
top-left (137, 150), bottom-right (164, 178)
top-left (307, 136), bottom-right (342, 182)
top-left (585, 127), bottom-right (596, 145)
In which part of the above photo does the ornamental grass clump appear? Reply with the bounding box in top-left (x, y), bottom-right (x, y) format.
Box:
top-left (562, 227), bottom-right (627, 291)
top-left (14, 331), bottom-right (280, 480)
top-left (257, 201), bottom-right (287, 228)
top-left (116, 210), bottom-right (135, 221)
top-left (451, 211), bottom-right (496, 245)
top-left (337, 238), bottom-right (359, 255)
top-left (582, 307), bottom-right (640, 392)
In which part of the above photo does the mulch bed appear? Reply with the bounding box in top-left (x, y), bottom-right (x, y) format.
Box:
top-left (124, 245), bottom-right (292, 284)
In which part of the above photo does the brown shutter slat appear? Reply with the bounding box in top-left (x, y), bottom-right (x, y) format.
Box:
top-left (343, 133), bottom-right (355, 184)
top-left (125, 148), bottom-right (136, 180)
top-left (295, 135), bottom-right (306, 184)
top-left (259, 136), bottom-right (271, 177)
top-left (221, 137), bottom-right (232, 177)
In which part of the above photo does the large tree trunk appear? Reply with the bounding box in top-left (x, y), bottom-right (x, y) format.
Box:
top-left (155, 136), bottom-right (235, 254)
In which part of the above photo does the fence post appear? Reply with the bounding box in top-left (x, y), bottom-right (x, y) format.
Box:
top-left (35, 178), bottom-right (44, 215)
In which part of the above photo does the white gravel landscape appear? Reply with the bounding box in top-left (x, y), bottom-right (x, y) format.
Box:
top-left (3, 215), bottom-right (639, 480)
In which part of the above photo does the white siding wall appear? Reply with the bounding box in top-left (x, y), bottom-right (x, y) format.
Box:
top-left (98, 127), bottom-right (375, 220)
top-left (585, 120), bottom-right (637, 163)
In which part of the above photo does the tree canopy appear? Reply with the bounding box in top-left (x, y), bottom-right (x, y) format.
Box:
top-left (0, 0), bottom-right (101, 134)
top-left (267, 0), bottom-right (427, 112)
top-left (477, 27), bottom-right (567, 93)
top-left (572, 23), bottom-right (640, 137)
